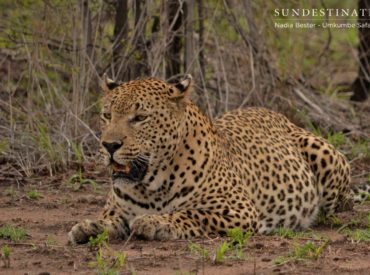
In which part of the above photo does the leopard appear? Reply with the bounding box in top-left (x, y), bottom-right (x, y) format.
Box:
top-left (68, 74), bottom-right (364, 244)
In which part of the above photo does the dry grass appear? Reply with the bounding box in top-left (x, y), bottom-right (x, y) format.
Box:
top-left (0, 0), bottom-right (368, 180)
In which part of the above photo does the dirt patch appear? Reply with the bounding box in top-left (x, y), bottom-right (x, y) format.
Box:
top-left (1, 174), bottom-right (370, 275)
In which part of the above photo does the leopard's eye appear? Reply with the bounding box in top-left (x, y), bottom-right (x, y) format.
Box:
top-left (103, 113), bottom-right (111, 120)
top-left (130, 114), bottom-right (148, 123)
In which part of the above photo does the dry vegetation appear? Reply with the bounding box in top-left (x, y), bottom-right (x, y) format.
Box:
top-left (0, 0), bottom-right (369, 177)
top-left (0, 0), bottom-right (370, 274)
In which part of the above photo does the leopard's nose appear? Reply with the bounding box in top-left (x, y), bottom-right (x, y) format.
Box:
top-left (102, 141), bottom-right (123, 156)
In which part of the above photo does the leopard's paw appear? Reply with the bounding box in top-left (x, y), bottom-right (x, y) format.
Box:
top-left (68, 219), bottom-right (103, 245)
top-left (129, 215), bottom-right (178, 240)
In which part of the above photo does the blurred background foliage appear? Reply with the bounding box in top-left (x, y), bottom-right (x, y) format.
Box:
top-left (0, 0), bottom-right (369, 179)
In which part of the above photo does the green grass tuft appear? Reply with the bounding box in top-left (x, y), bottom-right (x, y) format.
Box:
top-left (0, 224), bottom-right (27, 242)
top-left (272, 227), bottom-right (322, 239)
top-left (343, 213), bottom-right (370, 242)
top-left (345, 229), bottom-right (370, 242)
top-left (214, 241), bottom-right (230, 264)
top-left (89, 246), bottom-right (126, 275)
top-left (4, 186), bottom-right (19, 199)
top-left (227, 227), bottom-right (252, 247)
top-left (68, 172), bottom-right (98, 192)
top-left (326, 132), bottom-right (347, 148)
top-left (227, 227), bottom-right (252, 259)
top-left (1, 245), bottom-right (11, 268)
top-left (88, 229), bottom-right (109, 248)
top-left (188, 241), bottom-right (209, 259)
top-left (351, 139), bottom-right (370, 158)
top-left (88, 229), bottom-right (126, 274)
top-left (26, 189), bottom-right (43, 200)
top-left (274, 240), bottom-right (328, 265)
top-left (273, 227), bottom-right (302, 238)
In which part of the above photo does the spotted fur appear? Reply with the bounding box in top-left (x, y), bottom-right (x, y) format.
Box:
top-left (69, 75), bottom-right (356, 243)
top-left (352, 183), bottom-right (370, 203)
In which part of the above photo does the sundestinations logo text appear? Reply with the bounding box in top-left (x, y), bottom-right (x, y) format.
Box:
top-left (273, 8), bottom-right (370, 29)
top-left (274, 8), bottom-right (370, 17)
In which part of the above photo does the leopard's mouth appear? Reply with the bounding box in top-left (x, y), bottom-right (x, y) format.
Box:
top-left (111, 159), bottom-right (148, 182)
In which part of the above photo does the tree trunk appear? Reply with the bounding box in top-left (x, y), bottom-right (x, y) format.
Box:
top-left (184, 0), bottom-right (194, 73)
top-left (197, 0), bottom-right (205, 78)
top-left (132, 0), bottom-right (148, 78)
top-left (113, 0), bottom-right (128, 79)
top-left (165, 0), bottom-right (183, 79)
top-left (351, 0), bottom-right (370, 101)
top-left (80, 0), bottom-right (93, 59)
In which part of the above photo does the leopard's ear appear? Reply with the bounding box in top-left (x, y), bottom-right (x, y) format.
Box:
top-left (168, 74), bottom-right (192, 99)
top-left (101, 73), bottom-right (120, 93)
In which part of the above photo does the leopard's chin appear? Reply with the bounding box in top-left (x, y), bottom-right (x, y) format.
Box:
top-left (110, 159), bottom-right (148, 182)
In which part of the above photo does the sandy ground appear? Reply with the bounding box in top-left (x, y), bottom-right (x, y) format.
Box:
top-left (1, 165), bottom-right (370, 275)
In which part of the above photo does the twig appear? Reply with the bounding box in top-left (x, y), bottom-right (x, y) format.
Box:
top-left (3, 242), bottom-right (65, 248)
top-left (349, 156), bottom-right (366, 164)
top-left (122, 230), bottom-right (136, 250)
top-left (293, 88), bottom-right (325, 115)
top-left (352, 172), bottom-right (370, 178)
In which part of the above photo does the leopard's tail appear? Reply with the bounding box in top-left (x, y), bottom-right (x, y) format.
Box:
top-left (351, 182), bottom-right (370, 203)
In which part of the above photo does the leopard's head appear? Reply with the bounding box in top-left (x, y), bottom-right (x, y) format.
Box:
top-left (99, 74), bottom-right (192, 183)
